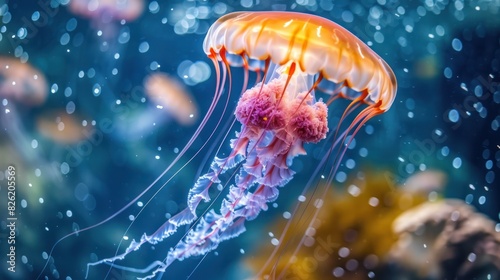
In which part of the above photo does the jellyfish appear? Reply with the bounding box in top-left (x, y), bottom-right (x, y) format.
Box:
top-left (144, 73), bottom-right (198, 126)
top-left (0, 57), bottom-right (58, 181)
top-left (68, 0), bottom-right (144, 25)
top-left (40, 11), bottom-right (397, 280)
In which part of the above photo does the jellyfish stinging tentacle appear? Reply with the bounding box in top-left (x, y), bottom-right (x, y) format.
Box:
top-left (87, 11), bottom-right (397, 279)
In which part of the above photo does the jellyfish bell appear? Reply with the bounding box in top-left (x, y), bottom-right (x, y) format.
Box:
top-left (36, 110), bottom-right (91, 144)
top-left (0, 57), bottom-right (48, 107)
top-left (38, 11), bottom-right (397, 280)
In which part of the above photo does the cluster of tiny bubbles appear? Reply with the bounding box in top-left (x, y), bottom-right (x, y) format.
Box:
top-left (177, 59), bottom-right (211, 86)
top-left (158, 1), bottom-right (228, 35)
top-left (74, 182), bottom-right (97, 211)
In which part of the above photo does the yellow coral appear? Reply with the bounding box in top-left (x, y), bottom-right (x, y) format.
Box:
top-left (246, 171), bottom-right (432, 279)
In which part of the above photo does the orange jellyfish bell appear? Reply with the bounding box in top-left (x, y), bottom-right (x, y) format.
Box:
top-left (203, 11), bottom-right (397, 112)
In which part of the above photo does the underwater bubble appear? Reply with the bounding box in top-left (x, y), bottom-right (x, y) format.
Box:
top-left (368, 197), bottom-right (379, 207)
top-left (66, 210), bottom-right (72, 217)
top-left (1, 12), bottom-right (10, 24)
top-left (150, 61), bottom-right (160, 70)
top-left (336, 171), bottom-right (347, 183)
top-left (374, 32), bottom-right (384, 43)
top-left (87, 68), bottom-right (96, 78)
top-left (441, 146), bottom-right (449, 156)
top-left (348, 184), bottom-right (361, 197)
top-left (42, 252), bottom-right (48, 259)
top-left (118, 28), bottom-right (130, 44)
top-left (31, 139), bottom-right (38, 149)
top-left (92, 83), bottom-right (101, 96)
top-left (21, 199), bottom-right (27, 208)
top-left (149, 1), bottom-right (159, 14)
top-left (435, 25), bottom-right (445, 36)
top-left (342, 10), bottom-right (353, 23)
top-left (405, 98), bottom-right (415, 110)
top-left (271, 238), bottom-right (279, 246)
top-left (346, 259), bottom-right (358, 271)
top-left (66, 101), bottom-right (75, 114)
top-left (452, 157), bottom-right (462, 169)
top-left (138, 41), bottom-right (149, 53)
top-left (66, 18), bottom-right (77, 32)
top-left (465, 193), bottom-right (473, 204)
top-left (478, 196), bottom-right (486, 205)
top-left (283, 211), bottom-right (291, 219)
top-left (333, 267), bottom-right (345, 277)
top-left (51, 83), bottom-right (59, 94)
top-left (60, 33), bottom-right (70, 45)
top-left (346, 159), bottom-right (356, 169)
top-left (452, 38), bottom-right (463, 51)
top-left (486, 160), bottom-right (493, 169)
top-left (32, 11), bottom-right (40, 21)
top-left (467, 252), bottom-right (476, 262)
top-left (338, 247), bottom-right (350, 258)
top-left (491, 117), bottom-right (499, 131)
top-left (359, 147), bottom-right (368, 157)
top-left (17, 27), bottom-right (27, 39)
top-left (365, 124), bottom-right (374, 134)
top-left (444, 67), bottom-right (452, 78)
top-left (64, 87), bottom-right (72, 97)
top-left (448, 109), bottom-right (459, 122)
top-left (345, 135), bottom-right (356, 149)
top-left (364, 254), bottom-right (378, 269)
top-left (485, 171), bottom-right (494, 183)
top-left (60, 162), bottom-right (70, 174)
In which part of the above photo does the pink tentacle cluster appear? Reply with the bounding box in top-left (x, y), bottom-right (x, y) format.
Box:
top-left (236, 78), bottom-right (328, 144)
top-left (161, 78), bottom-right (329, 269)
